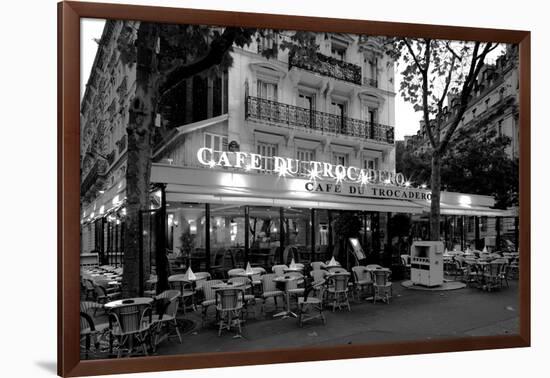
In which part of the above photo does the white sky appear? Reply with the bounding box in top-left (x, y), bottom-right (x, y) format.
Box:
top-left (80, 19), bottom-right (502, 141)
top-left (81, 19), bottom-right (106, 100)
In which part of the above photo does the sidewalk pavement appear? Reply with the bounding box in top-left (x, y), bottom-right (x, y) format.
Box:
top-left (155, 279), bottom-right (519, 356)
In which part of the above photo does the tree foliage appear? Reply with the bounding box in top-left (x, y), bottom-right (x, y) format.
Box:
top-left (382, 37), bottom-right (501, 240)
top-left (397, 130), bottom-right (518, 209)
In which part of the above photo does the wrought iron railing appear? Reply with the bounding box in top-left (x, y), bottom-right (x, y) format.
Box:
top-left (81, 160), bottom-right (107, 194)
top-left (245, 96), bottom-right (394, 144)
top-left (117, 134), bottom-right (127, 154)
top-left (289, 52), bottom-right (362, 85)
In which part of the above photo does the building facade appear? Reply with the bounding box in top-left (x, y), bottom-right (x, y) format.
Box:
top-left (80, 21), bottom-right (513, 271)
top-left (405, 45), bottom-right (519, 158)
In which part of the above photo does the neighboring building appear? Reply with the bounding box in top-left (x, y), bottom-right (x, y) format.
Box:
top-left (404, 45), bottom-right (519, 158)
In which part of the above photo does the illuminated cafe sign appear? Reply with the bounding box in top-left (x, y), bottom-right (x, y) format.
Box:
top-left (197, 147), bottom-right (431, 195)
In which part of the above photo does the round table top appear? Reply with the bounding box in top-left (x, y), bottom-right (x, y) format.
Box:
top-left (237, 271), bottom-right (256, 277)
top-left (104, 297), bottom-right (153, 310)
top-left (273, 275), bottom-right (300, 283)
top-left (212, 282), bottom-right (245, 290)
top-left (284, 267), bottom-right (303, 273)
top-left (366, 266), bottom-right (389, 272)
top-left (168, 274), bottom-right (197, 282)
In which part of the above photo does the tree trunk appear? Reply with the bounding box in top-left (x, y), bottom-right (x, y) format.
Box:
top-left (122, 23), bottom-right (157, 298)
top-left (429, 151), bottom-right (442, 241)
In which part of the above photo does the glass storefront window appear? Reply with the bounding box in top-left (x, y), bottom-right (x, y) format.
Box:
top-left (168, 202), bottom-right (207, 271)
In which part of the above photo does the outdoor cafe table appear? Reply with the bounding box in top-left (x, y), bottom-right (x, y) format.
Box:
top-left (273, 275), bottom-right (300, 319)
top-left (104, 297), bottom-right (154, 310)
top-left (284, 266), bottom-right (303, 273)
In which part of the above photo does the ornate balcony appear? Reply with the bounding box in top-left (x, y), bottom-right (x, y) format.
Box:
top-left (245, 96), bottom-right (394, 144)
top-left (289, 52), bottom-right (362, 85)
top-left (117, 134), bottom-right (127, 154)
top-left (81, 160), bottom-right (107, 195)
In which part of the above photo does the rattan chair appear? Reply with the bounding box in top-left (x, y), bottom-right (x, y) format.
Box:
top-left (297, 280), bottom-right (326, 327)
top-left (260, 273), bottom-right (284, 312)
top-left (108, 303), bottom-right (153, 357)
top-left (200, 279), bottom-right (223, 326)
top-left (325, 273), bottom-right (351, 311)
top-left (216, 288), bottom-right (245, 336)
top-left (80, 301), bottom-right (109, 359)
top-left (151, 290), bottom-right (182, 347)
top-left (372, 270), bottom-right (392, 304)
top-left (352, 266), bottom-right (373, 300)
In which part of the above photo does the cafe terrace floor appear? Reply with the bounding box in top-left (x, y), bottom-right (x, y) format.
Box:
top-left (150, 279), bottom-right (519, 356)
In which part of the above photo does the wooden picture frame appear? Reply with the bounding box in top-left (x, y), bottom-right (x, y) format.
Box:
top-left (58, 1), bottom-right (530, 376)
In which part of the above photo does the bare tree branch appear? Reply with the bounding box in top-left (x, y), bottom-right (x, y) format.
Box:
top-left (403, 38), bottom-right (425, 72)
top-left (445, 42), bottom-right (462, 62)
top-left (421, 39), bottom-right (438, 149)
top-left (437, 54), bottom-right (457, 111)
top-left (439, 42), bottom-right (495, 153)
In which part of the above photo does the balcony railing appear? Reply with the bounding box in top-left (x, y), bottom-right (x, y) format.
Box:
top-left (289, 52), bottom-right (362, 85)
top-left (81, 160), bottom-right (107, 195)
top-left (246, 96), bottom-right (394, 144)
top-left (117, 135), bottom-right (127, 154)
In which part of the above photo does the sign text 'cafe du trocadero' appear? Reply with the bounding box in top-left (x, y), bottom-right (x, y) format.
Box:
top-left (197, 147), bottom-right (432, 201)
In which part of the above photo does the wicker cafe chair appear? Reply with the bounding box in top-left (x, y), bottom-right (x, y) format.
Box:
top-left (169, 278), bottom-right (196, 314)
top-left (325, 273), bottom-right (351, 311)
top-left (372, 270), bottom-right (392, 304)
top-left (82, 279), bottom-right (96, 300)
top-left (297, 279), bottom-right (326, 327)
top-left (484, 262), bottom-right (507, 291)
top-left (93, 283), bottom-right (121, 315)
top-left (228, 276), bottom-right (257, 317)
top-left (109, 303), bottom-right (153, 358)
top-left (200, 279), bottom-right (223, 326)
top-left (285, 272), bottom-right (305, 309)
top-left (309, 269), bottom-right (329, 300)
top-left (260, 273), bottom-right (284, 313)
top-left (216, 288), bottom-right (245, 337)
top-left (151, 290), bottom-right (182, 348)
top-left (80, 301), bottom-right (109, 359)
top-left (352, 266), bottom-right (373, 300)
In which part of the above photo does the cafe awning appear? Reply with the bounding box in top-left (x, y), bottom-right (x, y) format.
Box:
top-left (412, 201), bottom-right (510, 217)
top-left (165, 184), bottom-right (425, 214)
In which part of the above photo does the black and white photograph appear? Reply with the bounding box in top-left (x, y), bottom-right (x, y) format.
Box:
top-left (78, 18), bottom-right (520, 360)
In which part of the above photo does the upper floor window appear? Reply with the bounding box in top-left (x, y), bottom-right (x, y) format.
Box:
top-left (257, 80), bottom-right (278, 101)
top-left (362, 157), bottom-right (377, 170)
top-left (333, 152), bottom-right (348, 166)
top-left (297, 148), bottom-right (315, 174)
top-left (204, 132), bottom-right (228, 151)
top-left (298, 92), bottom-right (316, 128)
top-left (330, 39), bottom-right (348, 61)
top-left (257, 31), bottom-right (277, 54)
top-left (257, 142), bottom-right (278, 172)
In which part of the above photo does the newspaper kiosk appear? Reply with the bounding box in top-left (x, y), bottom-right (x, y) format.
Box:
top-left (410, 241), bottom-right (444, 287)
